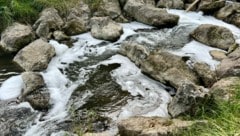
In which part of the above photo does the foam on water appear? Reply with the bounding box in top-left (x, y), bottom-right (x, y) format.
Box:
top-left (0, 75), bottom-right (23, 100)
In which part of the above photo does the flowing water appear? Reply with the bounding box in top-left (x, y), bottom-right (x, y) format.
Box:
top-left (0, 10), bottom-right (240, 136)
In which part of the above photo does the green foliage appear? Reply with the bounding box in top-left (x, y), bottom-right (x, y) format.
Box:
top-left (179, 86), bottom-right (240, 136)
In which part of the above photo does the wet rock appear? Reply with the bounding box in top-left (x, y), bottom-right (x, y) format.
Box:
top-left (210, 77), bottom-right (240, 101)
top-left (216, 47), bottom-right (240, 77)
top-left (97, 0), bottom-right (122, 19)
top-left (124, 0), bottom-right (179, 28)
top-left (0, 23), bottom-right (35, 53)
top-left (157, 0), bottom-right (184, 9)
top-left (168, 82), bottom-right (209, 117)
top-left (191, 24), bottom-right (236, 50)
top-left (33, 8), bottom-right (64, 38)
top-left (215, 2), bottom-right (240, 27)
top-left (13, 39), bottom-right (55, 71)
top-left (53, 31), bottom-right (70, 41)
top-left (193, 62), bottom-right (217, 87)
top-left (0, 103), bottom-right (36, 136)
top-left (118, 116), bottom-right (194, 136)
top-left (90, 17), bottom-right (123, 42)
top-left (198, 0), bottom-right (225, 14)
top-left (120, 42), bottom-right (199, 89)
top-left (20, 72), bottom-right (50, 110)
top-left (210, 50), bottom-right (227, 61)
top-left (63, 2), bottom-right (91, 35)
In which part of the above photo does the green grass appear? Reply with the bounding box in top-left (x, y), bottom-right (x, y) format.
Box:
top-left (179, 86), bottom-right (240, 136)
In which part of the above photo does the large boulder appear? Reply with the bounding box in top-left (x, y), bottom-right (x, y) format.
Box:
top-left (120, 42), bottom-right (199, 89)
top-left (90, 17), bottom-right (123, 41)
top-left (63, 2), bottom-right (91, 35)
top-left (97, 0), bottom-right (122, 19)
top-left (198, 0), bottom-right (225, 14)
top-left (191, 24), bottom-right (236, 50)
top-left (157, 0), bottom-right (184, 9)
top-left (193, 62), bottom-right (217, 87)
top-left (216, 47), bottom-right (240, 77)
top-left (33, 8), bottom-right (64, 38)
top-left (118, 117), bottom-right (194, 136)
top-left (13, 39), bottom-right (55, 71)
top-left (124, 0), bottom-right (179, 28)
top-left (210, 77), bottom-right (240, 101)
top-left (0, 23), bottom-right (35, 53)
top-left (168, 82), bottom-right (210, 117)
top-left (215, 2), bottom-right (240, 27)
top-left (20, 72), bottom-right (50, 110)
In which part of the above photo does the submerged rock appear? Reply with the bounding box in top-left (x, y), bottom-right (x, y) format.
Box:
top-left (20, 72), bottom-right (50, 110)
top-left (118, 116), bottom-right (194, 136)
top-left (157, 0), bottom-right (184, 9)
top-left (210, 50), bottom-right (227, 61)
top-left (0, 23), bottom-right (35, 53)
top-left (13, 39), bottom-right (55, 71)
top-left (0, 103), bottom-right (36, 136)
top-left (121, 42), bottom-right (199, 89)
top-left (168, 82), bottom-right (209, 117)
top-left (63, 1), bottom-right (91, 35)
top-left (191, 24), bottom-right (236, 50)
top-left (90, 17), bottom-right (123, 42)
top-left (124, 0), bottom-right (179, 28)
top-left (198, 0), bottom-right (225, 14)
top-left (33, 8), bottom-right (64, 38)
top-left (210, 76), bottom-right (240, 101)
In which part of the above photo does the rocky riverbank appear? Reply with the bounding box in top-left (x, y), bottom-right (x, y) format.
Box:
top-left (0, 0), bottom-right (240, 135)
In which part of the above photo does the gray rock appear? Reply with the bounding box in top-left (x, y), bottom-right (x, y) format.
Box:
top-left (0, 103), bottom-right (36, 136)
top-left (63, 2), bottom-right (91, 35)
top-left (118, 116), bottom-right (194, 136)
top-left (198, 0), bottom-right (225, 14)
top-left (168, 82), bottom-right (209, 117)
top-left (210, 77), bottom-right (240, 101)
top-left (53, 31), bottom-right (70, 41)
top-left (157, 0), bottom-right (184, 9)
top-left (90, 17), bottom-right (123, 41)
top-left (124, 0), bottom-right (179, 28)
top-left (209, 50), bottom-right (227, 61)
top-left (120, 42), bottom-right (199, 89)
top-left (97, 0), bottom-right (122, 19)
top-left (33, 8), bottom-right (64, 38)
top-left (193, 62), bottom-right (217, 87)
top-left (0, 23), bottom-right (35, 53)
top-left (13, 39), bottom-right (55, 71)
top-left (191, 24), bottom-right (236, 50)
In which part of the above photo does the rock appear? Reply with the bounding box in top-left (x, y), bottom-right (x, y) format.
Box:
top-left (20, 72), bottom-right (50, 110)
top-left (118, 116), bottom-right (194, 136)
top-left (97, 0), bottom-right (122, 19)
top-left (13, 39), bottom-right (55, 71)
top-left (217, 47), bottom-right (240, 77)
top-left (124, 0), bottom-right (179, 28)
top-left (83, 132), bottom-right (111, 136)
top-left (157, 0), bottom-right (184, 9)
top-left (198, 0), bottom-right (225, 14)
top-left (193, 62), bottom-right (217, 87)
top-left (0, 23), bottom-right (35, 53)
top-left (33, 8), bottom-right (64, 38)
top-left (191, 24), bottom-right (236, 50)
top-left (120, 42), bottom-right (199, 89)
top-left (0, 103), bottom-right (36, 135)
top-left (215, 2), bottom-right (240, 27)
top-left (90, 17), bottom-right (123, 41)
top-left (53, 31), bottom-right (70, 41)
top-left (63, 2), bottom-right (91, 35)
top-left (210, 50), bottom-right (227, 61)
top-left (210, 77), bottom-right (240, 101)
top-left (168, 82), bottom-right (209, 117)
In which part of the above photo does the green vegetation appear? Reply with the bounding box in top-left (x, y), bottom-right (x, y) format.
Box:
top-left (179, 86), bottom-right (240, 136)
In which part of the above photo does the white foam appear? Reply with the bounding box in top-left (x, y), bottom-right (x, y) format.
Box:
top-left (101, 55), bottom-right (171, 120)
top-left (0, 75), bottom-right (23, 100)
